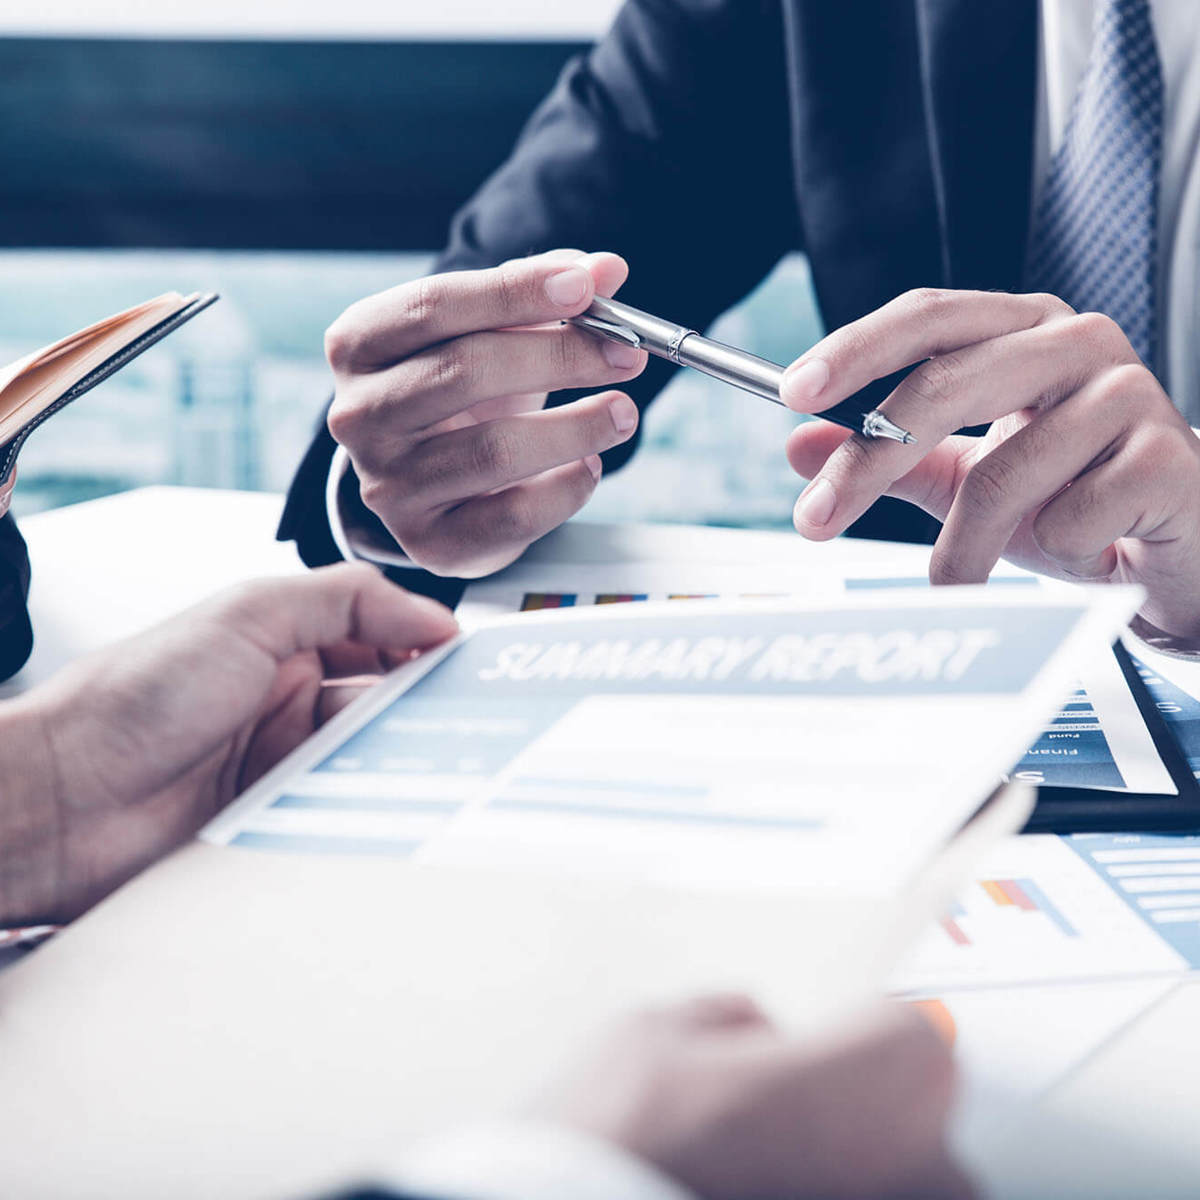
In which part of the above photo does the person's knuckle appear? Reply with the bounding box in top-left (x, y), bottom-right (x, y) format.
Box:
top-left (1072, 310), bottom-right (1127, 357)
top-left (1029, 291), bottom-right (1075, 322)
top-left (1096, 361), bottom-right (1154, 406)
top-left (958, 452), bottom-right (1020, 516)
top-left (471, 426), bottom-right (519, 483)
top-left (830, 321), bottom-right (873, 369)
top-left (404, 534), bottom-right (458, 576)
top-left (494, 259), bottom-right (529, 315)
top-left (907, 351), bottom-right (965, 406)
top-left (323, 312), bottom-right (362, 372)
top-left (357, 472), bottom-right (401, 522)
top-left (1122, 430), bottom-right (1169, 478)
top-left (397, 275), bottom-right (442, 341)
top-left (326, 395), bottom-right (362, 445)
top-left (491, 489), bottom-right (538, 543)
top-left (327, 381), bottom-right (391, 446)
top-left (403, 537), bottom-right (451, 575)
top-left (906, 286), bottom-right (954, 327)
top-left (404, 439), bottom-right (457, 497)
top-left (831, 432), bottom-right (878, 479)
top-left (413, 343), bottom-right (471, 399)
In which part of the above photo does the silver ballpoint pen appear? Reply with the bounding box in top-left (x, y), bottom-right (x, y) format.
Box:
top-left (570, 295), bottom-right (915, 444)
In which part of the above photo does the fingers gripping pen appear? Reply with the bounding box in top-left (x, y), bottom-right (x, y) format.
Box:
top-left (570, 295), bottom-right (915, 444)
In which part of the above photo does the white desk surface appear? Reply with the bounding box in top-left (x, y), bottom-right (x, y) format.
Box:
top-left (5, 486), bottom-right (1200, 1197)
top-left (0, 486), bottom-right (303, 696)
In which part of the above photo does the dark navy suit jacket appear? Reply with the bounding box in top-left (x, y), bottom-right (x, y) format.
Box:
top-left (280, 0), bottom-right (1041, 603)
top-left (0, 512), bottom-right (33, 681)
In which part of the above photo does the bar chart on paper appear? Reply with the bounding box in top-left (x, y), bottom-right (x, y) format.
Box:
top-left (940, 877), bottom-right (1077, 946)
top-left (893, 835), bottom-right (1189, 992)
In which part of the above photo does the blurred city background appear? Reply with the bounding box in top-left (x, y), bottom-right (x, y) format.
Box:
top-left (0, 1), bottom-right (824, 531)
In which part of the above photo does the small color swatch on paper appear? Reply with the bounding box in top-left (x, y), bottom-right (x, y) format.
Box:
top-left (521, 593), bottom-right (578, 611)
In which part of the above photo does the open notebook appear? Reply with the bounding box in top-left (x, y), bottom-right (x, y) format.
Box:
top-left (0, 292), bottom-right (218, 480)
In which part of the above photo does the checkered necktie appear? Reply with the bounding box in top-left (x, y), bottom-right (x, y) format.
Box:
top-left (1025, 0), bottom-right (1163, 367)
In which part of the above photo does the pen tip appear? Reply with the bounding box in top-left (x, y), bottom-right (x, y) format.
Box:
top-left (862, 411), bottom-right (917, 444)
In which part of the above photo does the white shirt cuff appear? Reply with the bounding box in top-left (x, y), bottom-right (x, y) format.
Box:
top-left (325, 445), bottom-right (420, 570)
top-left (391, 1120), bottom-right (698, 1200)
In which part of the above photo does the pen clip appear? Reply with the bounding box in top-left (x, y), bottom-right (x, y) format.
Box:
top-left (572, 314), bottom-right (643, 349)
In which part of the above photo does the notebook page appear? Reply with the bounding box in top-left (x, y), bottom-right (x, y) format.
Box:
top-left (0, 292), bottom-right (191, 442)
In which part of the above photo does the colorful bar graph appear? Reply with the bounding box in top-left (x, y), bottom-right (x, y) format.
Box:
top-left (594, 593), bottom-right (649, 605)
top-left (520, 592), bottom-right (577, 611)
top-left (996, 879), bottom-right (1038, 910)
top-left (981, 877), bottom-right (1078, 937)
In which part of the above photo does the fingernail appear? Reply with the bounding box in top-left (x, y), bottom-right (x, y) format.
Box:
top-left (584, 453), bottom-right (603, 482)
top-left (794, 477), bottom-right (836, 528)
top-left (609, 395), bottom-right (639, 435)
top-left (602, 341), bottom-right (642, 370)
top-left (782, 358), bottom-right (830, 408)
top-left (545, 266), bottom-right (590, 308)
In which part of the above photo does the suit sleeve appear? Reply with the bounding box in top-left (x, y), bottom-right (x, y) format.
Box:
top-left (279, 0), bottom-right (800, 572)
top-left (0, 513), bottom-right (33, 682)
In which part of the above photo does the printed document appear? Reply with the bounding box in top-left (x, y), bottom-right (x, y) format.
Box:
top-left (205, 587), bottom-right (1140, 894)
top-left (458, 554), bottom-right (1176, 797)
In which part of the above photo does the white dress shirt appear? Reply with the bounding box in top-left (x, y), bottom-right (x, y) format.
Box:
top-left (1039, 0), bottom-right (1200, 422)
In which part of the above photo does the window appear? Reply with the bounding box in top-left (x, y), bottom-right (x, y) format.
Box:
top-left (2, 250), bottom-right (822, 529)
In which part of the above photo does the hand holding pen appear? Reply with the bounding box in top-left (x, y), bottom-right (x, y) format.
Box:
top-left (570, 295), bottom-right (915, 444)
top-left (326, 247), bottom-right (916, 583)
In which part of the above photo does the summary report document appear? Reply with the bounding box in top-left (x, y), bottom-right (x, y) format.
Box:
top-left (207, 586), bottom-right (1140, 892)
top-left (452, 543), bottom-right (1200, 830)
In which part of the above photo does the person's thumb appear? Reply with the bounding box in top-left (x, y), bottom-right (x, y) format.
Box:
top-left (212, 563), bottom-right (458, 664)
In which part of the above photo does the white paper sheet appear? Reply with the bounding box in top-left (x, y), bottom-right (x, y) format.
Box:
top-left (204, 588), bottom-right (1141, 897)
top-left (892, 833), bottom-right (1200, 992)
top-left (920, 979), bottom-right (1180, 1161)
top-left (458, 554), bottom-right (1176, 798)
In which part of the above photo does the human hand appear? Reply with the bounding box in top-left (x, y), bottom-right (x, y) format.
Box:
top-left (325, 249), bottom-right (647, 577)
top-left (782, 290), bottom-right (1200, 637)
top-left (1, 564), bottom-right (457, 924)
top-left (541, 994), bottom-right (974, 1200)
